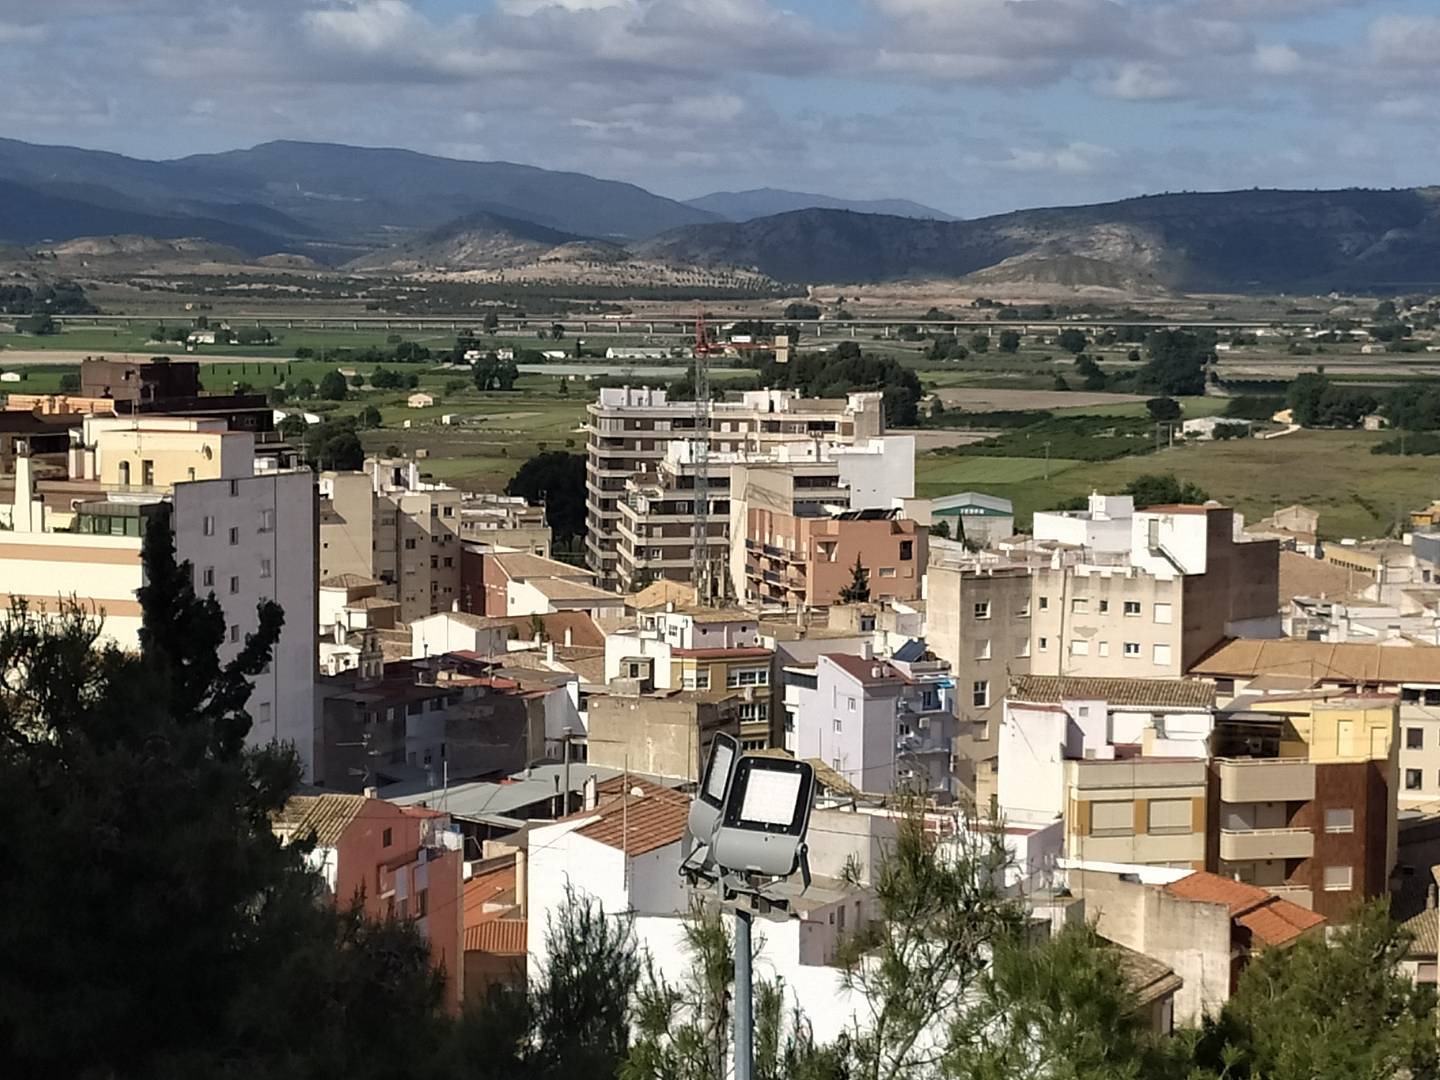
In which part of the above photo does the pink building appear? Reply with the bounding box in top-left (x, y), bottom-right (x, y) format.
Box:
top-left (744, 507), bottom-right (926, 609)
top-left (276, 794), bottom-right (466, 1012)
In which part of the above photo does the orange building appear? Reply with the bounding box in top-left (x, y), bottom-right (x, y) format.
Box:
top-left (744, 507), bottom-right (926, 609)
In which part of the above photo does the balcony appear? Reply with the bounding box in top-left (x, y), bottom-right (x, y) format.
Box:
top-left (1265, 884), bottom-right (1315, 910)
top-left (1218, 826), bottom-right (1314, 862)
top-left (1218, 758), bottom-right (1315, 803)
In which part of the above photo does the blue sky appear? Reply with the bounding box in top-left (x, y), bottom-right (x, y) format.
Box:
top-left (2, 0), bottom-right (1439, 217)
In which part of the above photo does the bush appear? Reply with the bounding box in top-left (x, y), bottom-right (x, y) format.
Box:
top-left (1224, 395), bottom-right (1285, 421)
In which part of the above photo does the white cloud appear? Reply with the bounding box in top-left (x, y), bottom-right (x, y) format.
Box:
top-left (1369, 14), bottom-right (1440, 66)
top-left (999, 141), bottom-right (1117, 175)
top-left (0, 21), bottom-right (45, 42)
top-left (1095, 62), bottom-right (1182, 100)
top-left (1251, 43), bottom-right (1301, 74)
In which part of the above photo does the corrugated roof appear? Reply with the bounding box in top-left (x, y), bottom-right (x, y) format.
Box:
top-left (1163, 871), bottom-right (1325, 948)
top-left (1191, 639), bottom-right (1440, 685)
top-left (1010, 674), bottom-right (1215, 709)
top-left (572, 780), bottom-right (691, 856)
top-left (276, 794), bottom-right (368, 847)
top-left (464, 919), bottom-right (527, 955)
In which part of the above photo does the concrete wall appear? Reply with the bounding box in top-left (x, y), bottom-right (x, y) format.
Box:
top-left (1030, 566), bottom-right (1185, 677)
top-left (0, 530), bottom-right (145, 643)
top-left (1069, 869), bottom-right (1232, 1025)
top-left (998, 702), bottom-right (1070, 823)
top-left (586, 693), bottom-right (739, 782)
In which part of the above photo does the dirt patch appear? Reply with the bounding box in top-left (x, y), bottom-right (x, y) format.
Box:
top-left (894, 428), bottom-right (994, 451)
top-left (934, 387), bottom-right (1147, 410)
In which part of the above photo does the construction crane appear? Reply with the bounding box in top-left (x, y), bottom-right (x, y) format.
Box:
top-left (691, 313), bottom-right (719, 603)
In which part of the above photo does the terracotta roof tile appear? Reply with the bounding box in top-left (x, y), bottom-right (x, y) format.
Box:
top-left (671, 646), bottom-right (773, 660)
top-left (463, 864), bottom-right (518, 928)
top-left (824, 653), bottom-right (901, 686)
top-left (1191, 639), bottom-right (1440, 686)
top-left (275, 794), bottom-right (368, 847)
top-left (489, 552), bottom-right (592, 579)
top-left (464, 919), bottom-right (527, 955)
top-left (1010, 674), bottom-right (1215, 710)
top-left (571, 780), bottom-right (691, 856)
top-left (1164, 871), bottom-right (1325, 948)
top-left (1278, 551), bottom-right (1372, 604)
top-left (1164, 871), bottom-right (1274, 914)
top-left (1402, 907), bottom-right (1440, 958)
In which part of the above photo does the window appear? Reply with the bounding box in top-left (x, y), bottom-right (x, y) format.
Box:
top-left (1325, 808), bottom-right (1355, 834)
top-left (1154, 602), bottom-right (1173, 624)
top-left (1090, 801), bottom-right (1133, 836)
top-left (1038, 596), bottom-right (1049, 611)
top-left (1071, 598), bottom-right (1088, 613)
top-left (405, 538), bottom-right (417, 550)
top-left (1097, 641), bottom-right (1110, 657)
top-left (227, 478), bottom-right (238, 497)
top-left (259, 559), bottom-right (271, 580)
top-left (878, 566), bottom-right (896, 578)
top-left (847, 697), bottom-right (856, 712)
top-left (1148, 798), bottom-right (1192, 835)
top-left (973, 601), bottom-right (991, 620)
top-left (382, 828), bottom-right (393, 848)
top-left (1123, 601), bottom-right (1142, 616)
top-left (833, 717), bottom-right (843, 732)
top-left (1408, 727), bottom-right (1425, 750)
top-left (1098, 599), bottom-right (1109, 613)
top-left (260, 508), bottom-right (275, 533)
top-left (229, 575), bottom-right (239, 595)
top-left (1153, 643), bottom-right (1172, 666)
top-left (1038, 636), bottom-right (1049, 652)
top-left (899, 540), bottom-right (913, 561)
top-left (1407, 769), bottom-right (1423, 790)
top-left (1322, 865), bottom-right (1353, 892)
top-left (202, 567), bottom-right (214, 588)
top-left (1018, 600), bottom-right (1030, 617)
top-left (443, 557), bottom-right (453, 568)
top-left (142, 459), bottom-right (155, 487)
top-left (229, 625), bottom-right (239, 644)
top-left (694, 669), bottom-right (710, 690)
top-left (726, 668), bottom-right (767, 688)
top-left (1123, 642), bottom-right (1141, 658)
top-left (1070, 640), bottom-right (1089, 656)
top-left (203, 515), bottom-right (215, 537)
top-left (972, 680), bottom-right (989, 708)
top-left (228, 526), bottom-right (239, 546)
top-left (975, 639), bottom-right (992, 661)
top-left (118, 461), bottom-right (130, 486)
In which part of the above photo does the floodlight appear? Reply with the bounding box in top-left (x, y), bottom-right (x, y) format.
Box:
top-left (710, 756), bottom-right (815, 878)
top-left (684, 733), bottom-right (740, 873)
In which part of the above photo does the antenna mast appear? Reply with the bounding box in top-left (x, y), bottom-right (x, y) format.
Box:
top-left (692, 312), bottom-right (715, 603)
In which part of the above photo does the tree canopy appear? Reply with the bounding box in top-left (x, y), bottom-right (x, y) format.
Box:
top-left (506, 451), bottom-right (585, 543)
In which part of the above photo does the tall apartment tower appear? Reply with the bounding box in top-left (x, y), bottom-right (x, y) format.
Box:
top-left (319, 459), bottom-right (462, 624)
top-left (585, 387), bottom-right (887, 587)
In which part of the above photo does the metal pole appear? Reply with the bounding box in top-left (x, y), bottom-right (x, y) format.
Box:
top-left (734, 907), bottom-right (753, 1080)
top-left (562, 726), bottom-right (573, 816)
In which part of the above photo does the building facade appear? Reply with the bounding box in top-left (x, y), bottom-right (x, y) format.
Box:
top-left (743, 507), bottom-right (926, 609)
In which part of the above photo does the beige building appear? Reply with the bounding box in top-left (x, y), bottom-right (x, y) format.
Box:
top-left (585, 687), bottom-right (743, 782)
top-left (459, 493), bottom-right (551, 557)
top-left (319, 459), bottom-right (462, 624)
top-left (925, 546), bottom-right (1035, 806)
top-left (743, 507), bottom-right (926, 609)
top-left (585, 386), bottom-right (887, 586)
top-left (1028, 504), bottom-right (1279, 678)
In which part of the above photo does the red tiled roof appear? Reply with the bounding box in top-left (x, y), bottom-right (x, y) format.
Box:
top-left (1163, 871), bottom-right (1325, 947)
top-left (464, 919), bottom-right (527, 955)
top-left (570, 779), bottom-right (691, 856)
top-left (463, 864), bottom-right (518, 928)
top-left (824, 652), bottom-right (900, 686)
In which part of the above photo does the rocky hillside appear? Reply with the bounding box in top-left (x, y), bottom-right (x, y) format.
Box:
top-left (345, 211), bottom-right (623, 272)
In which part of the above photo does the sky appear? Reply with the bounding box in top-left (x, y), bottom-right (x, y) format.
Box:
top-left (2, 0), bottom-right (1439, 218)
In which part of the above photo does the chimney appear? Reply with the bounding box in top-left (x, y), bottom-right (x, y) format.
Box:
top-left (546, 642), bottom-right (556, 664)
top-left (564, 626), bottom-right (573, 647)
top-left (515, 845), bottom-right (528, 918)
top-left (363, 786), bottom-right (377, 799)
top-left (1428, 884), bottom-right (1437, 911)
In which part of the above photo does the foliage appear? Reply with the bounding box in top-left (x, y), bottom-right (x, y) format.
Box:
top-left (762, 347), bottom-right (923, 427)
top-left (300, 415), bottom-right (366, 471)
top-left (926, 334), bottom-right (969, 362)
top-left (475, 353), bottom-right (521, 392)
top-left (924, 409), bottom-right (1053, 430)
top-left (1384, 384), bottom-right (1440, 431)
top-left (0, 507), bottom-right (445, 1078)
top-left (358, 405), bottom-right (383, 430)
top-left (1288, 372), bottom-right (1377, 428)
top-left (1125, 472), bottom-right (1208, 507)
top-left (836, 808), bottom-right (1023, 1080)
top-left (1145, 397), bottom-right (1181, 421)
top-left (839, 553), bottom-right (870, 603)
top-left (1190, 902), bottom-right (1440, 1080)
top-left (59, 371), bottom-right (80, 393)
top-left (1058, 328), bottom-right (1088, 354)
top-left (1135, 329), bottom-right (1215, 396)
top-left (997, 330), bottom-right (1021, 354)
top-left (930, 519), bottom-right (950, 539)
top-left (506, 451), bottom-right (585, 542)
top-left (319, 369), bottom-right (349, 401)
top-left (946, 415), bottom-right (1158, 463)
top-left (16, 312), bottom-right (58, 334)
top-left (1223, 395), bottom-right (1284, 421)
top-left (785, 302), bottom-right (821, 320)
top-left (968, 333), bottom-right (989, 354)
top-left (1074, 353), bottom-right (1109, 391)
top-left (1373, 433), bottom-right (1440, 456)
top-left (0, 279), bottom-right (96, 315)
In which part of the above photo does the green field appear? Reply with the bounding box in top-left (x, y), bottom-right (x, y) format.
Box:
top-left (917, 428), bottom-right (1436, 539)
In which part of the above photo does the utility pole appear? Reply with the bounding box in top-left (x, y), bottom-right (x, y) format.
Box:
top-left (734, 908), bottom-right (753, 1080)
top-left (1043, 440), bottom-right (1052, 480)
top-left (561, 726), bottom-right (573, 816)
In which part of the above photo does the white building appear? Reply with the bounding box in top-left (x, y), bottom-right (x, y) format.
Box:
top-left (1032, 492), bottom-right (1134, 554)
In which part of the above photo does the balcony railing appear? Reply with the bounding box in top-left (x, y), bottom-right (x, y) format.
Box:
top-left (1217, 758), bottom-right (1315, 803)
top-left (1218, 826), bottom-right (1314, 862)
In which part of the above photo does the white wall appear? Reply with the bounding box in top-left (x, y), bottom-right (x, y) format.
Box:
top-left (603, 631), bottom-right (674, 687)
top-left (410, 613), bottom-right (509, 659)
top-left (834, 436), bottom-right (916, 510)
top-left (997, 702), bottom-right (1069, 823)
top-left (1130, 511), bottom-right (1209, 577)
top-left (173, 469), bottom-right (317, 778)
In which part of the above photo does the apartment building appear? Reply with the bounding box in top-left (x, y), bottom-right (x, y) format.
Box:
top-left (458, 493), bottom-right (551, 557)
top-left (585, 686), bottom-right (743, 782)
top-left (1208, 693), bottom-right (1397, 921)
top-left (603, 606), bottom-right (773, 746)
top-left (1190, 639), bottom-right (1440, 807)
top-left (792, 646), bottom-right (955, 798)
top-left (0, 418), bottom-right (318, 775)
top-left (1028, 496), bottom-right (1280, 678)
top-left (584, 386), bottom-right (886, 586)
top-left (743, 507), bottom-right (926, 609)
top-left (926, 545), bottom-right (1035, 807)
top-left (319, 459), bottom-right (461, 624)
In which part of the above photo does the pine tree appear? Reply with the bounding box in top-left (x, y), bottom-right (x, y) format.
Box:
top-left (840, 554), bottom-right (870, 603)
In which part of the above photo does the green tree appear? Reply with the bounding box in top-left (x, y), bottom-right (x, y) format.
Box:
top-left (59, 372), bottom-right (81, 393)
top-left (507, 451), bottom-right (585, 542)
top-left (1058, 328), bottom-right (1088, 354)
top-left (483, 311), bottom-right (500, 333)
top-left (1145, 397), bottom-right (1182, 421)
top-left (475, 354), bottom-right (520, 392)
top-left (1124, 473), bottom-right (1208, 508)
top-left (1192, 902), bottom-right (1439, 1080)
top-left (785, 302), bottom-right (821, 321)
top-left (319, 370), bottom-right (349, 401)
top-left (997, 330), bottom-right (1021, 354)
top-left (968, 333), bottom-right (990, 354)
top-left (839, 553), bottom-right (870, 603)
top-left (1139, 330), bottom-right (1212, 396)
top-left (358, 405), bottom-right (383, 430)
top-left (0, 508), bottom-right (445, 1076)
top-left (349, 372), bottom-right (366, 388)
top-left (930, 519), bottom-right (951, 540)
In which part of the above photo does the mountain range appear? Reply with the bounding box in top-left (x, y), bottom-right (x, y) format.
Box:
top-left (3, 137), bottom-right (1440, 293)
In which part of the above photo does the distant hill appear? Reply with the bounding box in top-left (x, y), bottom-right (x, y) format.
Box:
top-left (347, 210), bottom-right (622, 271)
top-left (638, 189), bottom-right (1440, 292)
top-left (685, 188), bottom-right (954, 222)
